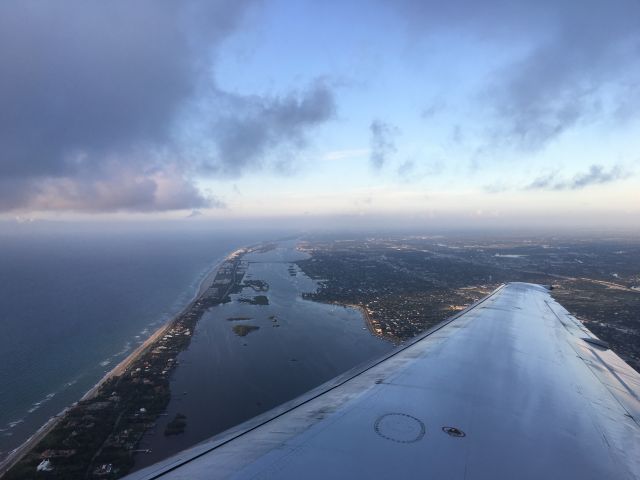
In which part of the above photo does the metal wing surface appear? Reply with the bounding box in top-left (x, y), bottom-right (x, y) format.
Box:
top-left (126, 283), bottom-right (640, 480)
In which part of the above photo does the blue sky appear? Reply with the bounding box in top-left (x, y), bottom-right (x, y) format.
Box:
top-left (1, 0), bottom-right (638, 229)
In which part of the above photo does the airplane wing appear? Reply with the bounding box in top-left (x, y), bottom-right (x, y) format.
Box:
top-left (126, 283), bottom-right (640, 480)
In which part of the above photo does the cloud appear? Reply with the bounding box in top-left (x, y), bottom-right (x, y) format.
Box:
top-left (483, 164), bottom-right (630, 193)
top-left (397, 160), bottom-right (415, 178)
top-left (525, 164), bottom-right (628, 191)
top-left (204, 81), bottom-right (336, 175)
top-left (0, 1), bottom-right (336, 213)
top-left (0, 163), bottom-right (221, 212)
top-left (394, 0), bottom-right (640, 150)
top-left (369, 120), bottom-right (399, 169)
top-left (561, 165), bottom-right (628, 190)
top-left (451, 125), bottom-right (464, 145)
top-left (524, 171), bottom-right (559, 190)
top-left (0, 1), bottom-right (246, 176)
top-left (420, 100), bottom-right (446, 119)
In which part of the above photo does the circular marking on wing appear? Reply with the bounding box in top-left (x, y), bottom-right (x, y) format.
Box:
top-left (442, 426), bottom-right (466, 437)
top-left (374, 413), bottom-right (426, 443)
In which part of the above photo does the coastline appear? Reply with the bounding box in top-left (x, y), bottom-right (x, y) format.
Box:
top-left (344, 303), bottom-right (400, 345)
top-left (306, 298), bottom-right (399, 345)
top-left (82, 248), bottom-right (247, 401)
top-left (344, 303), bottom-right (375, 334)
top-left (0, 247), bottom-right (245, 477)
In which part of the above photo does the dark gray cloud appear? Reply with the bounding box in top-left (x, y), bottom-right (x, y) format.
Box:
top-left (369, 120), bottom-right (399, 169)
top-left (0, 1), bottom-right (243, 176)
top-left (206, 81), bottom-right (336, 175)
top-left (0, 164), bottom-right (221, 212)
top-left (395, 0), bottom-right (640, 150)
top-left (0, 1), bottom-right (335, 212)
top-left (526, 165), bottom-right (628, 191)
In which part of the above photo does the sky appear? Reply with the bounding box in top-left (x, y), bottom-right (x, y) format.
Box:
top-left (1, 0), bottom-right (639, 230)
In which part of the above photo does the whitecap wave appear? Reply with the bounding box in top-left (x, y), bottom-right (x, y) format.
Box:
top-left (114, 341), bottom-right (132, 357)
top-left (24, 391), bottom-right (57, 416)
top-left (8, 419), bottom-right (23, 428)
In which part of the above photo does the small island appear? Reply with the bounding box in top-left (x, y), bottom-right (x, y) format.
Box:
top-left (164, 413), bottom-right (187, 436)
top-left (226, 316), bottom-right (253, 321)
top-left (232, 325), bottom-right (260, 337)
top-left (238, 295), bottom-right (269, 305)
top-left (243, 280), bottom-right (269, 292)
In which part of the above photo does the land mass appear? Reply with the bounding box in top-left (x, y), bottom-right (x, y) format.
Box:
top-left (1, 246), bottom-right (257, 479)
top-left (4, 234), bottom-right (639, 479)
top-left (238, 295), bottom-right (269, 305)
top-left (296, 234), bottom-right (640, 370)
top-left (232, 325), bottom-right (260, 337)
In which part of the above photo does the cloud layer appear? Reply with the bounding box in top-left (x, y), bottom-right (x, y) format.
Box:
top-left (369, 120), bottom-right (399, 170)
top-left (205, 81), bottom-right (336, 175)
top-left (526, 165), bottom-right (628, 191)
top-left (2, 1), bottom-right (637, 214)
top-left (396, 0), bottom-right (640, 150)
top-left (0, 1), bottom-right (335, 212)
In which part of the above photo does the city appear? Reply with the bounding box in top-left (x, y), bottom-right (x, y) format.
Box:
top-left (297, 234), bottom-right (640, 371)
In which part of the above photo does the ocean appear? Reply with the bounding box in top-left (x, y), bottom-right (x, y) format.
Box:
top-left (0, 227), bottom-right (262, 462)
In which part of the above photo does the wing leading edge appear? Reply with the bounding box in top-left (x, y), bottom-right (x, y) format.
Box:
top-left (126, 283), bottom-right (640, 480)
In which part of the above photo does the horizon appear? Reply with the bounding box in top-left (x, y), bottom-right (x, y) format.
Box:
top-left (3, 216), bottom-right (639, 238)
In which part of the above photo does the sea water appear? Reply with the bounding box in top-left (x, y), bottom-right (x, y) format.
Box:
top-left (133, 241), bottom-right (392, 470)
top-left (0, 227), bottom-right (262, 462)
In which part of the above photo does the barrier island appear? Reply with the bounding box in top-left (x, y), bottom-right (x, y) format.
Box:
top-left (2, 246), bottom-right (259, 479)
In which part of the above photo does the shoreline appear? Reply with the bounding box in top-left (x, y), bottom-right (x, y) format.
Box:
top-left (0, 246), bottom-right (246, 477)
top-left (344, 303), bottom-right (400, 345)
top-left (82, 248), bottom-right (249, 401)
top-left (344, 303), bottom-right (375, 334)
top-left (312, 299), bottom-right (399, 345)
top-left (80, 252), bottom-right (225, 401)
